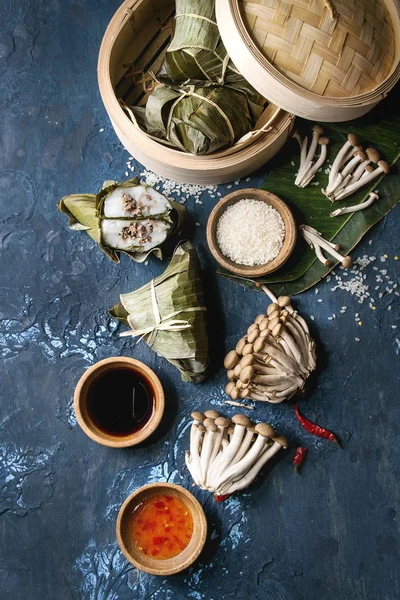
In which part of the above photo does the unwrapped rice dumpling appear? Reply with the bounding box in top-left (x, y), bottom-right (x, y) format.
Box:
top-left (109, 242), bottom-right (208, 383)
top-left (58, 177), bottom-right (185, 263)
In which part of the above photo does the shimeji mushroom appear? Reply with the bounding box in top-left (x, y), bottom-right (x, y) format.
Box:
top-left (330, 192), bottom-right (379, 217)
top-left (223, 285), bottom-right (316, 405)
top-left (325, 133), bottom-right (360, 196)
top-left (293, 125), bottom-right (329, 187)
top-left (185, 410), bottom-right (288, 499)
top-left (324, 136), bottom-right (390, 201)
top-left (300, 225), bottom-right (352, 268)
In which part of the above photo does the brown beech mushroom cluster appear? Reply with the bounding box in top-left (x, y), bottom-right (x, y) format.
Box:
top-left (300, 224), bottom-right (352, 269)
top-left (324, 135), bottom-right (390, 201)
top-left (224, 286), bottom-right (316, 404)
top-left (293, 125), bottom-right (329, 188)
top-left (185, 410), bottom-right (287, 498)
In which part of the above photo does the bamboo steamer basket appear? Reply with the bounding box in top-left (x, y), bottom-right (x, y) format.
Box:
top-left (216, 0), bottom-right (400, 121)
top-left (98, 0), bottom-right (293, 185)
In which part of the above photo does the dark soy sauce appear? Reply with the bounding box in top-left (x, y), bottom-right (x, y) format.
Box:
top-left (87, 368), bottom-right (154, 437)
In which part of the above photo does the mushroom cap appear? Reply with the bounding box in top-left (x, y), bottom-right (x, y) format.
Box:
top-left (348, 133), bottom-right (359, 146)
top-left (227, 369), bottom-right (235, 380)
top-left (341, 256), bottom-right (352, 268)
top-left (272, 435), bottom-right (288, 448)
top-left (267, 303), bottom-right (280, 316)
top-left (268, 309), bottom-right (280, 321)
top-left (357, 150), bottom-right (367, 161)
top-left (195, 423), bottom-right (207, 433)
top-left (240, 365), bottom-right (255, 384)
top-left (225, 382), bottom-right (236, 395)
top-left (232, 414), bottom-right (252, 428)
top-left (227, 424), bottom-right (235, 435)
top-left (235, 336), bottom-right (247, 355)
top-left (247, 328), bottom-right (260, 344)
top-left (253, 337), bottom-right (265, 353)
top-left (378, 160), bottom-right (390, 174)
top-left (268, 317), bottom-right (280, 331)
top-left (353, 145), bottom-right (364, 153)
top-left (240, 354), bottom-right (254, 368)
top-left (204, 409), bottom-right (220, 419)
top-left (240, 388), bottom-right (250, 399)
top-left (215, 416), bottom-right (231, 427)
top-left (278, 295), bottom-right (291, 307)
top-left (366, 147), bottom-right (380, 163)
top-left (230, 387), bottom-right (239, 401)
top-left (312, 124), bottom-right (324, 134)
top-left (203, 417), bottom-right (219, 432)
top-left (318, 136), bottom-right (329, 145)
top-left (224, 350), bottom-right (240, 370)
top-left (254, 314), bottom-right (266, 324)
top-left (233, 363), bottom-right (242, 378)
top-left (255, 422), bottom-right (276, 438)
top-left (365, 164), bottom-right (374, 173)
top-left (272, 323), bottom-right (282, 337)
top-left (247, 323), bottom-right (259, 334)
top-left (242, 343), bottom-right (254, 356)
top-left (191, 411), bottom-right (205, 422)
top-left (259, 318), bottom-right (269, 332)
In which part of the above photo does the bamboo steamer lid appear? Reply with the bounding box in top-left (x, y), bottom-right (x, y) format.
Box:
top-left (216, 0), bottom-right (400, 121)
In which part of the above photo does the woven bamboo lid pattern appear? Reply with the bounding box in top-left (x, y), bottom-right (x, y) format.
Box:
top-left (239, 0), bottom-right (395, 97)
top-left (217, 0), bottom-right (400, 121)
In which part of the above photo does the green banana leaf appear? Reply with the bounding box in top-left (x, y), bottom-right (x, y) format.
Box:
top-left (109, 242), bottom-right (209, 383)
top-left (58, 177), bottom-right (186, 263)
top-left (220, 94), bottom-right (400, 295)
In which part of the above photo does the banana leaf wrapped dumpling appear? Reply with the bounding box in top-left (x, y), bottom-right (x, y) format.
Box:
top-left (125, 0), bottom-right (265, 155)
top-left (133, 79), bottom-right (264, 156)
top-left (109, 242), bottom-right (208, 383)
top-left (58, 177), bottom-right (185, 263)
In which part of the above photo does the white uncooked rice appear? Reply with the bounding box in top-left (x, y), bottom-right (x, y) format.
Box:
top-left (216, 199), bottom-right (285, 266)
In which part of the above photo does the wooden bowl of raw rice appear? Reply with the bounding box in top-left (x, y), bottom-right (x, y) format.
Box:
top-left (206, 189), bottom-right (296, 277)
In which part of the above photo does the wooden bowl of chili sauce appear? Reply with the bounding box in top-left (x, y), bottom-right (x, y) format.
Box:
top-left (116, 483), bottom-right (207, 575)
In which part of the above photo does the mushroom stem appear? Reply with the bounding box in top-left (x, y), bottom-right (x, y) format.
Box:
top-left (214, 423), bottom-right (275, 492)
top-left (300, 225), bottom-right (352, 268)
top-left (297, 126), bottom-right (323, 183)
top-left (332, 161), bottom-right (389, 200)
top-left (255, 283), bottom-right (278, 304)
top-left (330, 192), bottom-right (379, 217)
top-left (219, 439), bottom-right (286, 495)
top-left (299, 139), bottom-right (329, 187)
top-left (326, 134), bottom-right (359, 194)
top-left (314, 243), bottom-right (331, 267)
top-left (207, 415), bottom-right (251, 485)
top-left (294, 134), bottom-right (309, 185)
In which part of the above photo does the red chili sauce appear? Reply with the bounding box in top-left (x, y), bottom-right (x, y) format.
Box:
top-left (130, 494), bottom-right (194, 559)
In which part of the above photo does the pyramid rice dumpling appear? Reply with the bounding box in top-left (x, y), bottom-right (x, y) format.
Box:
top-left (126, 0), bottom-right (264, 155)
top-left (109, 242), bottom-right (208, 383)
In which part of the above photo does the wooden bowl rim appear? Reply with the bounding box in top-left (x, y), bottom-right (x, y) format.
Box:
top-left (206, 188), bottom-right (297, 277)
top-left (116, 483), bottom-right (207, 575)
top-left (74, 357), bottom-right (165, 448)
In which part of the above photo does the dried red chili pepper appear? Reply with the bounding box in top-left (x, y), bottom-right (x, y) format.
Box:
top-left (294, 403), bottom-right (342, 448)
top-left (215, 494), bottom-right (230, 503)
top-left (293, 447), bottom-right (307, 474)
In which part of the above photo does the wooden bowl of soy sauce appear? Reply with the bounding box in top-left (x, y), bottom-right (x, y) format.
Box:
top-left (74, 357), bottom-right (164, 447)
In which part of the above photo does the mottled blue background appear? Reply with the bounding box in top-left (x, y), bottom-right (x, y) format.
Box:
top-left (0, 1), bottom-right (399, 599)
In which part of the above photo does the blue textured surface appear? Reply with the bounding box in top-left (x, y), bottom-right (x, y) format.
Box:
top-left (1, 1), bottom-right (399, 599)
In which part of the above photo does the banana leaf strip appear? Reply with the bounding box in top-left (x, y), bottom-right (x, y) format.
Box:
top-left (58, 177), bottom-right (186, 263)
top-left (109, 242), bottom-right (209, 383)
